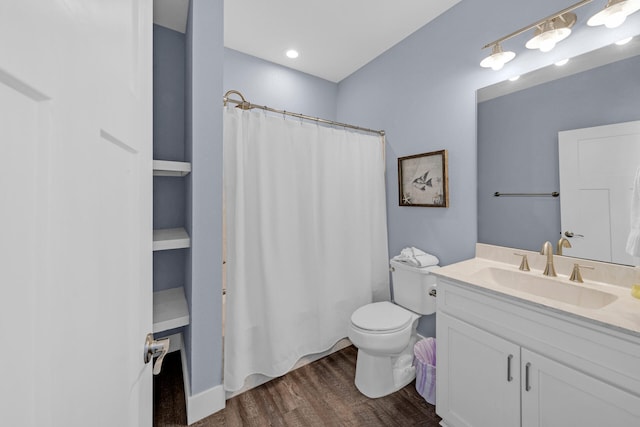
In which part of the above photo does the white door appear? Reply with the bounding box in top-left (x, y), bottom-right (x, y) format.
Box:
top-left (559, 120), bottom-right (640, 265)
top-left (437, 313), bottom-right (521, 427)
top-left (521, 349), bottom-right (640, 427)
top-left (0, 1), bottom-right (153, 426)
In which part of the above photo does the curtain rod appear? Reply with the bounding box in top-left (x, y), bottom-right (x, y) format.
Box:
top-left (223, 90), bottom-right (385, 137)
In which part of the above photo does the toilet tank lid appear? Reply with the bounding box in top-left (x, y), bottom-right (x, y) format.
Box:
top-left (351, 301), bottom-right (413, 332)
top-left (390, 259), bottom-right (440, 274)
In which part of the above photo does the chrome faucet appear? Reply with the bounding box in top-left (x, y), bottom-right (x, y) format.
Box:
top-left (557, 237), bottom-right (572, 256)
top-left (540, 241), bottom-right (557, 277)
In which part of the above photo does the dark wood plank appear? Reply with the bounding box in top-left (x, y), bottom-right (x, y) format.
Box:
top-left (154, 346), bottom-right (441, 427)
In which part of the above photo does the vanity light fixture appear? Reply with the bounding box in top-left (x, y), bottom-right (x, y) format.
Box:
top-left (555, 58), bottom-right (570, 66)
top-left (480, 43), bottom-right (516, 70)
top-left (588, 0), bottom-right (640, 28)
top-left (286, 49), bottom-right (299, 59)
top-left (525, 13), bottom-right (577, 52)
top-left (480, 0), bottom-right (592, 70)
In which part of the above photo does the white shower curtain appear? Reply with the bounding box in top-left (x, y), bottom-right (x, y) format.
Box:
top-left (223, 105), bottom-right (389, 392)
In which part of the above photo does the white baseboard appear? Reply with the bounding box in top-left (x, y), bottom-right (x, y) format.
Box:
top-left (184, 379), bottom-right (225, 425)
top-left (162, 333), bottom-right (226, 425)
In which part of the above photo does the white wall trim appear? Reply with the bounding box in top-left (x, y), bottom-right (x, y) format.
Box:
top-left (174, 337), bottom-right (225, 425)
top-left (185, 381), bottom-right (225, 425)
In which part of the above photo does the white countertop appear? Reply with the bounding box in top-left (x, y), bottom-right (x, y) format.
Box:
top-left (433, 245), bottom-right (640, 337)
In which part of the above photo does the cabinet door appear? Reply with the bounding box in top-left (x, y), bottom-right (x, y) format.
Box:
top-left (522, 349), bottom-right (640, 427)
top-left (437, 313), bottom-right (521, 427)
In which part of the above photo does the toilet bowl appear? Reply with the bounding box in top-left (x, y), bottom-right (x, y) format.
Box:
top-left (348, 260), bottom-right (437, 398)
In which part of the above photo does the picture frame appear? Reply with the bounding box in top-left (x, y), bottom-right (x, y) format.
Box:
top-left (398, 149), bottom-right (449, 207)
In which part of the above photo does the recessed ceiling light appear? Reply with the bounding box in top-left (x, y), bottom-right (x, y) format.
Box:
top-left (286, 49), bottom-right (299, 59)
top-left (615, 36), bottom-right (633, 45)
top-left (555, 58), bottom-right (569, 66)
top-left (509, 75), bottom-right (521, 81)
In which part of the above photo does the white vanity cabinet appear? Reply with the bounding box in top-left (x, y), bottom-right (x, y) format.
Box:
top-left (436, 277), bottom-right (640, 427)
top-left (521, 348), bottom-right (640, 427)
top-left (437, 312), bottom-right (520, 427)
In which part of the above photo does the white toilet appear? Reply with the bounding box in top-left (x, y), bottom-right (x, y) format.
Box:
top-left (348, 259), bottom-right (437, 398)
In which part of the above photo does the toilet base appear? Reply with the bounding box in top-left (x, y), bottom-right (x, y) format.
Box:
top-left (354, 347), bottom-right (416, 398)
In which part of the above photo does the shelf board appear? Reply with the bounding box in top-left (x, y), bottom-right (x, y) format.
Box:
top-left (153, 227), bottom-right (190, 251)
top-left (153, 160), bottom-right (191, 177)
top-left (153, 286), bottom-right (190, 333)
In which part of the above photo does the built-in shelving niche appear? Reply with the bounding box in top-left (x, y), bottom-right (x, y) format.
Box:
top-left (152, 160), bottom-right (191, 334)
top-left (153, 160), bottom-right (191, 177)
top-left (153, 227), bottom-right (191, 251)
top-left (153, 286), bottom-right (190, 333)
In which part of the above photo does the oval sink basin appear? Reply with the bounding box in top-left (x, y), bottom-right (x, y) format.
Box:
top-left (475, 267), bottom-right (618, 309)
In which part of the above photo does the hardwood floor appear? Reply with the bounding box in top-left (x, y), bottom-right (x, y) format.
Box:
top-left (154, 346), bottom-right (441, 426)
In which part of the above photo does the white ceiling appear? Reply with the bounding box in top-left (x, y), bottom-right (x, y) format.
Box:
top-left (154, 0), bottom-right (462, 83)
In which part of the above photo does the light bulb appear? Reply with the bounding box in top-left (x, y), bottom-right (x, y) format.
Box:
top-left (539, 39), bottom-right (556, 52)
top-left (480, 44), bottom-right (515, 70)
top-left (588, 0), bottom-right (640, 28)
top-left (526, 14), bottom-right (574, 52)
top-left (604, 12), bottom-right (627, 28)
top-left (286, 49), bottom-right (299, 59)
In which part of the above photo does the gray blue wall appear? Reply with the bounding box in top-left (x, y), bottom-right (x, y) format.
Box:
top-left (223, 48), bottom-right (338, 120)
top-left (153, 25), bottom-right (187, 292)
top-left (478, 55), bottom-right (640, 252)
top-left (185, 0), bottom-right (224, 395)
top-left (154, 25), bottom-right (186, 162)
top-left (335, 0), bottom-right (640, 337)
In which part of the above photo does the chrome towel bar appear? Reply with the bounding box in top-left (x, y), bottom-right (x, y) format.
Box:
top-left (494, 191), bottom-right (559, 197)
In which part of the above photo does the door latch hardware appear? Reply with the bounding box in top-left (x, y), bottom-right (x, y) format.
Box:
top-left (144, 334), bottom-right (170, 375)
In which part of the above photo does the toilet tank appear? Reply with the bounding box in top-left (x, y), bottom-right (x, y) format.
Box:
top-left (390, 259), bottom-right (438, 315)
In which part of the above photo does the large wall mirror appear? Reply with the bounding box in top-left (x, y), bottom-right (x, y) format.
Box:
top-left (477, 37), bottom-right (640, 266)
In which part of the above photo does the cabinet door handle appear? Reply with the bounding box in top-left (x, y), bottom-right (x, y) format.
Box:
top-left (507, 354), bottom-right (513, 382)
top-left (525, 362), bottom-right (532, 391)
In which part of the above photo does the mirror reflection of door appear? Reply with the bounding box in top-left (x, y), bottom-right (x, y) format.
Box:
top-left (559, 120), bottom-right (640, 265)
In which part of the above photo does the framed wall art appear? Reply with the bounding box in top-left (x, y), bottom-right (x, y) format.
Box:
top-left (398, 149), bottom-right (449, 207)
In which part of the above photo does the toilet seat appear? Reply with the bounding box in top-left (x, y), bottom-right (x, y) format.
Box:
top-left (350, 301), bottom-right (413, 334)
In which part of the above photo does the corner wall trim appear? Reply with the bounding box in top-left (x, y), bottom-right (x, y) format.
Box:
top-left (178, 341), bottom-right (225, 425)
top-left (186, 383), bottom-right (225, 425)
